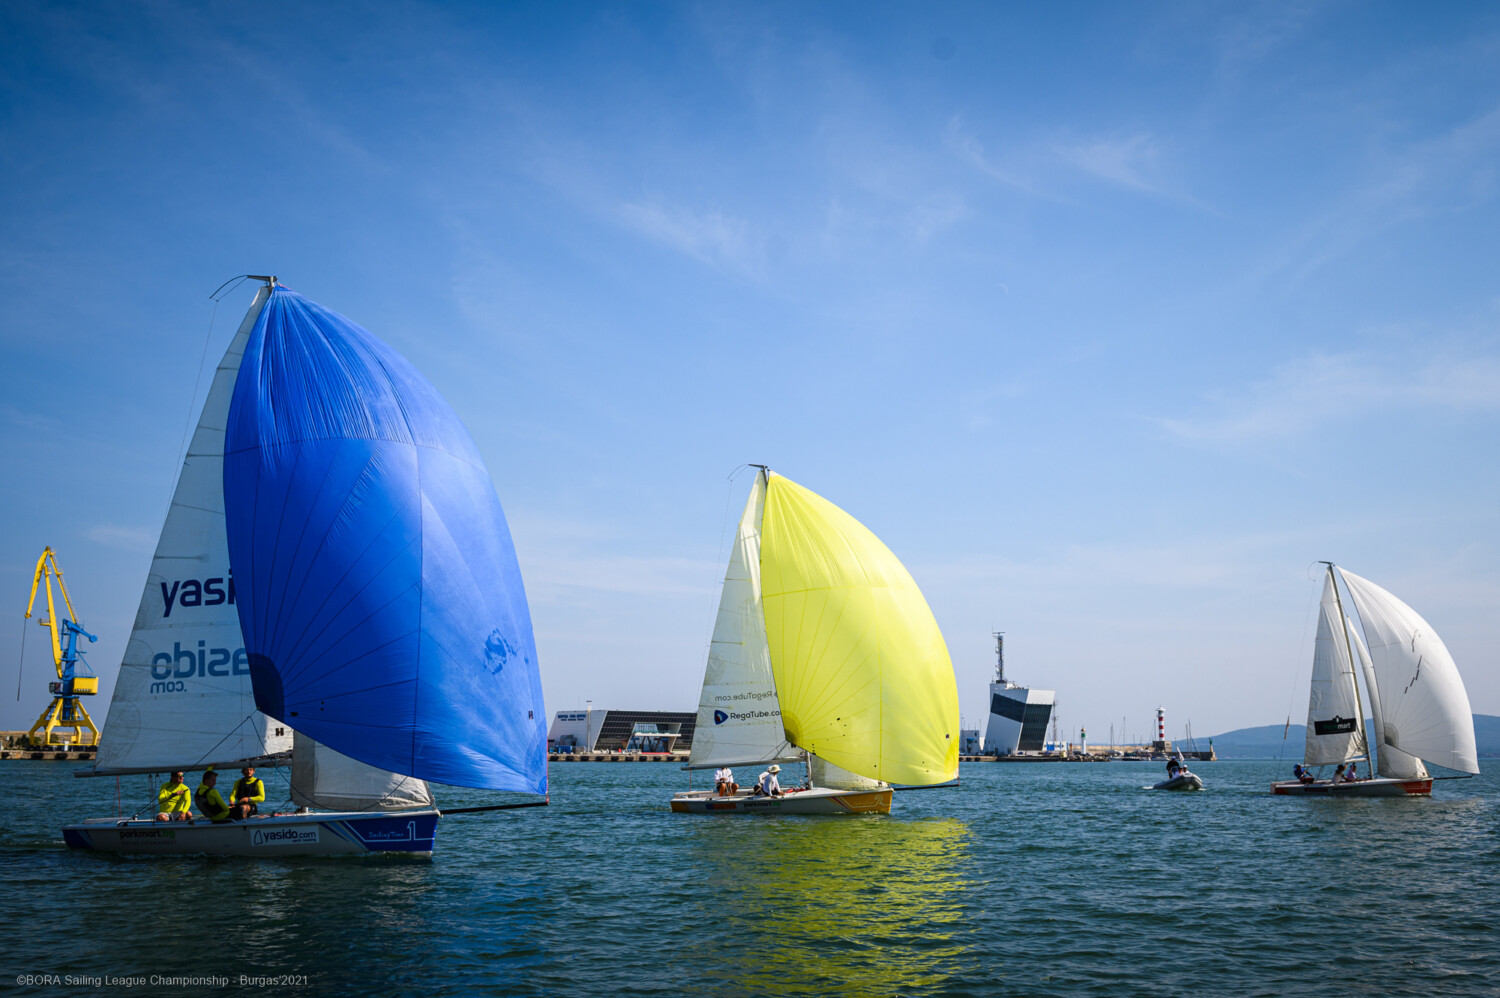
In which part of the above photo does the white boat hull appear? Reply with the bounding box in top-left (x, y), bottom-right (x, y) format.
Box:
top-left (61, 809), bottom-right (439, 856)
top-left (1270, 778), bottom-right (1432, 797)
top-left (1153, 773), bottom-right (1204, 791)
top-left (670, 786), bottom-right (892, 815)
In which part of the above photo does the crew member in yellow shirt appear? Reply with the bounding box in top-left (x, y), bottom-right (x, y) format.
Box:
top-left (156, 771), bottom-right (192, 821)
top-left (195, 769), bottom-right (233, 823)
top-left (230, 766), bottom-right (265, 819)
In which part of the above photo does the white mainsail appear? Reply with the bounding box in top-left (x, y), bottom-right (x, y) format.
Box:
top-left (289, 732), bottom-right (433, 811)
top-left (1346, 616), bottom-right (1429, 780)
top-left (687, 470), bottom-right (798, 770)
top-left (1303, 574), bottom-right (1368, 767)
top-left (94, 287), bottom-right (292, 775)
top-left (1339, 568), bottom-right (1478, 775)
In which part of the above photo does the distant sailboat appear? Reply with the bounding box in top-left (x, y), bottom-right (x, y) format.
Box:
top-left (65, 278), bottom-right (545, 855)
top-left (671, 467), bottom-right (959, 814)
top-left (1271, 563), bottom-right (1478, 797)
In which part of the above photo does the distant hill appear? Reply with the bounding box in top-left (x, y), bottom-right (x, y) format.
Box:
top-left (1205, 714), bottom-right (1500, 760)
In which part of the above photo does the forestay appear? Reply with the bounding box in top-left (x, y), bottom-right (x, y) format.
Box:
top-left (1303, 574), bottom-right (1368, 766)
top-left (1339, 569), bottom-right (1477, 774)
top-left (687, 470), bottom-right (798, 770)
top-left (95, 286), bottom-right (291, 775)
top-left (223, 286), bottom-right (546, 793)
top-left (759, 474), bottom-right (959, 787)
top-left (289, 731), bottom-right (434, 812)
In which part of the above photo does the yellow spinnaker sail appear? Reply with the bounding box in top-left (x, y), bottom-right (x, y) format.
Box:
top-left (759, 474), bottom-right (959, 786)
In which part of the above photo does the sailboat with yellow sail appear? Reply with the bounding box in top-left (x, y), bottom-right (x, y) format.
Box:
top-left (670, 467), bottom-right (959, 815)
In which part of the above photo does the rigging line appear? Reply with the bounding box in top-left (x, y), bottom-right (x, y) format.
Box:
top-left (183, 712), bottom-right (270, 771)
top-left (208, 274), bottom-right (253, 302)
top-left (263, 754), bottom-right (300, 814)
top-left (703, 464), bottom-right (749, 656)
top-left (1279, 567), bottom-right (1323, 762)
top-left (165, 292), bottom-right (223, 516)
top-left (371, 772), bottom-right (430, 808)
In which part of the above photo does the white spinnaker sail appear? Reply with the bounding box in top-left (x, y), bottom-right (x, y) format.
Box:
top-left (1346, 616), bottom-right (1429, 780)
top-left (94, 287), bottom-right (292, 775)
top-left (687, 470), bottom-right (798, 770)
top-left (808, 753), bottom-right (885, 790)
top-left (289, 732), bottom-right (433, 811)
top-left (1339, 568), bottom-right (1478, 774)
top-left (1303, 574), bottom-right (1368, 767)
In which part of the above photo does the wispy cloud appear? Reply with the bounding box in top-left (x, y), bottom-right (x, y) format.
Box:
top-left (615, 199), bottom-right (761, 275)
top-left (1055, 133), bottom-right (1165, 194)
top-left (1250, 102), bottom-right (1500, 292)
top-left (1207, 5), bottom-right (1324, 80)
top-left (526, 553), bottom-right (716, 601)
top-left (509, 509), bottom-right (721, 603)
top-left (957, 380), bottom-right (1030, 431)
top-left (942, 116), bottom-right (1049, 198)
top-left (946, 116), bottom-right (1205, 208)
top-left (1159, 349), bottom-right (1500, 443)
top-left (86, 524), bottom-right (156, 553)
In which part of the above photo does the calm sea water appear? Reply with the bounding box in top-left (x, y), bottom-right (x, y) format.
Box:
top-left (2, 758), bottom-right (1496, 997)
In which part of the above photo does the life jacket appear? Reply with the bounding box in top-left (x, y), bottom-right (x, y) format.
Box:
top-left (196, 783), bottom-right (231, 821)
top-left (232, 776), bottom-right (265, 803)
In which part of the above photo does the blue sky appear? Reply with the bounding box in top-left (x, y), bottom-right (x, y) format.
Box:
top-left (2, 1), bottom-right (1497, 745)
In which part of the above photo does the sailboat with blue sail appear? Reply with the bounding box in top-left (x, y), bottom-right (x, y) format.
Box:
top-left (64, 278), bottom-right (546, 856)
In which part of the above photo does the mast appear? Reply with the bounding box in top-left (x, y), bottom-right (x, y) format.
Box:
top-left (1336, 567), bottom-right (1396, 779)
top-left (1322, 561), bottom-right (1371, 777)
top-left (993, 632), bottom-right (1005, 685)
top-left (683, 463), bottom-right (797, 772)
top-left (88, 281), bottom-right (287, 777)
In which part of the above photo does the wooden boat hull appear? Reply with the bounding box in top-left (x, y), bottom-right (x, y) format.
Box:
top-left (670, 786), bottom-right (892, 815)
top-left (1152, 774), bottom-right (1204, 791)
top-left (1270, 778), bottom-right (1432, 797)
top-left (61, 809), bottom-right (440, 856)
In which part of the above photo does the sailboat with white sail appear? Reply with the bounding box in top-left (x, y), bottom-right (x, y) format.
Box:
top-left (671, 467), bottom-right (959, 815)
top-left (1271, 562), bottom-right (1478, 797)
top-left (64, 278), bottom-right (546, 855)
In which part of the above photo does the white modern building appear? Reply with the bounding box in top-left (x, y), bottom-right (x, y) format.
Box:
top-left (982, 633), bottom-right (1056, 756)
top-left (546, 708), bottom-right (604, 752)
top-left (546, 706), bottom-right (696, 753)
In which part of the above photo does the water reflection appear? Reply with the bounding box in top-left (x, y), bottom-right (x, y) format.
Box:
top-left (677, 816), bottom-right (974, 997)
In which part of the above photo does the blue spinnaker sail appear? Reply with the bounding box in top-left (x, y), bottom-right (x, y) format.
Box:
top-left (223, 286), bottom-right (546, 794)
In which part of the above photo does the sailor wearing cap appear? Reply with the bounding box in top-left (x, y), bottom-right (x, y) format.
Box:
top-left (756, 764), bottom-right (784, 798)
top-left (156, 772), bottom-right (192, 821)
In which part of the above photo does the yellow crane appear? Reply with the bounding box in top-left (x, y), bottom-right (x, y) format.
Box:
top-left (23, 547), bottom-right (99, 747)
